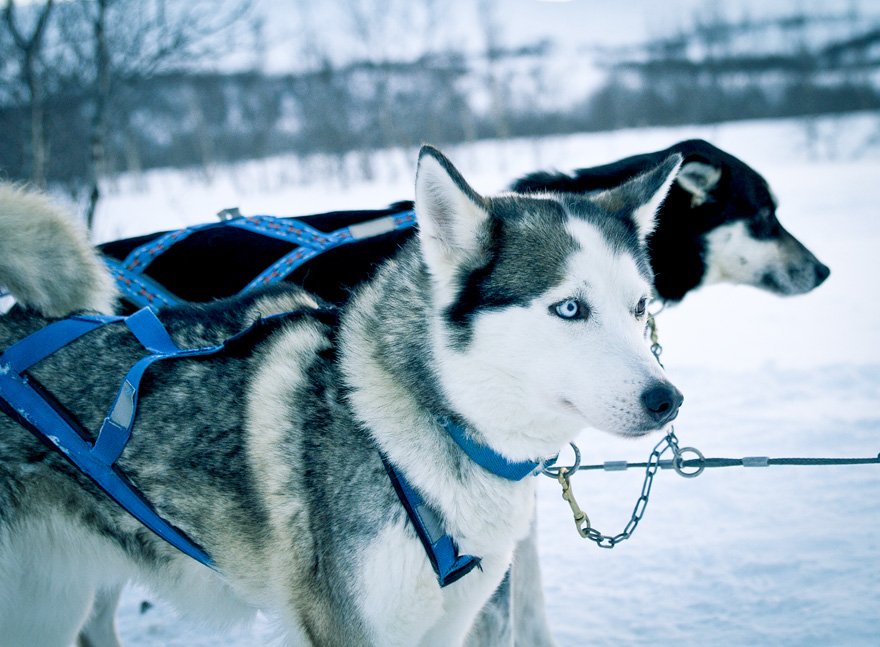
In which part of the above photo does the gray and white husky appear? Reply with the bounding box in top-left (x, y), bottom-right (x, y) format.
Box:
top-left (0, 147), bottom-right (682, 646)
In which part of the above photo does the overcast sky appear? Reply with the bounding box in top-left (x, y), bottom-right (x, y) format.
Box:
top-left (251, 0), bottom-right (880, 73)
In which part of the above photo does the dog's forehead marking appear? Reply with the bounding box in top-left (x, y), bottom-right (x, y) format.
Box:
top-left (562, 218), bottom-right (653, 299)
top-left (559, 193), bottom-right (654, 272)
top-left (482, 196), bottom-right (579, 293)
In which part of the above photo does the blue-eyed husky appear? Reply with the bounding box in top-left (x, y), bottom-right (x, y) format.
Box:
top-left (0, 147), bottom-right (683, 646)
top-left (84, 138), bottom-right (830, 647)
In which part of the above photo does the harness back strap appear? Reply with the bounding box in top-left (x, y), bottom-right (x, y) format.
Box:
top-left (107, 211), bottom-right (418, 310)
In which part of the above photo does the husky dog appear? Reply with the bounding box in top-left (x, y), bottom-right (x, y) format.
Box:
top-left (0, 147), bottom-right (683, 646)
top-left (91, 140), bottom-right (830, 646)
top-left (513, 139), bottom-right (830, 301)
top-left (99, 139), bottom-right (829, 315)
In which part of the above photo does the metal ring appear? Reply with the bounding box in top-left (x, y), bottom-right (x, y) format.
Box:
top-left (543, 442), bottom-right (581, 477)
top-left (673, 446), bottom-right (705, 478)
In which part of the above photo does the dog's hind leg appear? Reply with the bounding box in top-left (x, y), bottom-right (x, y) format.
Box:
top-left (77, 585), bottom-right (124, 647)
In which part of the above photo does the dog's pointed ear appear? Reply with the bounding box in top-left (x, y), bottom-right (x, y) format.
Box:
top-left (593, 154), bottom-right (682, 245)
top-left (630, 154), bottom-right (683, 243)
top-left (676, 160), bottom-right (722, 208)
top-left (415, 145), bottom-right (491, 288)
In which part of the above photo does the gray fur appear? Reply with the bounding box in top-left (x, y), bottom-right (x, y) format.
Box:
top-left (0, 181), bottom-right (117, 316)
top-left (0, 287), bottom-right (386, 645)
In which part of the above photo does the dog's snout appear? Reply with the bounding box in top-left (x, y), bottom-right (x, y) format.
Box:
top-left (642, 383), bottom-right (684, 427)
top-left (814, 262), bottom-right (831, 286)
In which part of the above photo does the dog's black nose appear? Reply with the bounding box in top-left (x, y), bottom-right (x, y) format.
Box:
top-left (642, 383), bottom-right (684, 426)
top-left (815, 262), bottom-right (831, 286)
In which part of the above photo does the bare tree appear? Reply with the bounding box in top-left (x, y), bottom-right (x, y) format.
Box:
top-left (477, 0), bottom-right (509, 139)
top-left (2, 0), bottom-right (55, 186)
top-left (53, 0), bottom-right (255, 227)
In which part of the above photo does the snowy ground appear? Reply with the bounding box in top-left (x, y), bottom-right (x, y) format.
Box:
top-left (84, 113), bottom-right (880, 646)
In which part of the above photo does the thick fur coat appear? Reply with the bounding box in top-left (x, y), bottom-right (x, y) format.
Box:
top-left (0, 147), bottom-right (683, 646)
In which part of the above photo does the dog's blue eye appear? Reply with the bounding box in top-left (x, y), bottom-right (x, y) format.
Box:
top-left (553, 299), bottom-right (584, 320)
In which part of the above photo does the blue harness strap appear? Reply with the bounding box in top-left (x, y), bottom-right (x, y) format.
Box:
top-left (380, 454), bottom-right (479, 587)
top-left (103, 258), bottom-right (183, 310)
top-left (0, 307), bottom-right (318, 569)
top-left (107, 211), bottom-right (418, 310)
top-left (379, 419), bottom-right (558, 588)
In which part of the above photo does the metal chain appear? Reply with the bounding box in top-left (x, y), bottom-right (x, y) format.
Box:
top-left (545, 423), bottom-right (693, 548)
top-left (548, 310), bottom-right (688, 548)
top-left (544, 312), bottom-right (678, 547)
top-left (647, 312), bottom-right (663, 361)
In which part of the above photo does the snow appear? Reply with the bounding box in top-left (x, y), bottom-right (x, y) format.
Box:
top-left (86, 112), bottom-right (880, 645)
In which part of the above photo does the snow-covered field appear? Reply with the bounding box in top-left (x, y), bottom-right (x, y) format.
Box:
top-left (87, 113), bottom-right (880, 646)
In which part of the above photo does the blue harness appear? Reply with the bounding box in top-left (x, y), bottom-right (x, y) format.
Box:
top-left (0, 308), bottom-right (553, 585)
top-left (0, 307), bottom-right (319, 569)
top-left (104, 212), bottom-right (417, 309)
top-left (0, 307), bottom-right (555, 585)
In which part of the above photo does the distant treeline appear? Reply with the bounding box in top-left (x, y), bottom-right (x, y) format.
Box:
top-left (1, 8), bottom-right (879, 186)
top-left (2, 63), bottom-right (877, 186)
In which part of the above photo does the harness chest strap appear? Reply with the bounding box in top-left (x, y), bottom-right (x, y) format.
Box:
top-left (380, 455), bottom-right (479, 587)
top-left (0, 307), bottom-right (326, 570)
top-left (381, 418), bottom-right (557, 587)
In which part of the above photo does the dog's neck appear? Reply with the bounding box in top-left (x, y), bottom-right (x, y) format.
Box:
top-left (339, 244), bottom-right (477, 461)
top-left (337, 244), bottom-right (540, 548)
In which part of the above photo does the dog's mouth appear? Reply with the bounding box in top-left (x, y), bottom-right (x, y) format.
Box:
top-left (558, 397), bottom-right (677, 437)
top-left (759, 259), bottom-right (831, 296)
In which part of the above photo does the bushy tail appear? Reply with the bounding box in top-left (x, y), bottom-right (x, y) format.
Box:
top-left (0, 181), bottom-right (117, 316)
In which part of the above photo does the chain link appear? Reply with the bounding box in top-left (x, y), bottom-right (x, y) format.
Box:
top-left (578, 429), bottom-right (681, 548)
top-left (647, 313), bottom-right (663, 362)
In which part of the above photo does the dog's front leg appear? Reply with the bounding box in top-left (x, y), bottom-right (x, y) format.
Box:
top-left (510, 519), bottom-right (558, 647)
top-left (76, 585), bottom-right (124, 647)
top-left (464, 570), bottom-right (514, 647)
top-left (464, 516), bottom-right (558, 647)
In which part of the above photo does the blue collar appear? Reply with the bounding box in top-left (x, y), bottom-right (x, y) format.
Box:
top-left (439, 417), bottom-right (555, 481)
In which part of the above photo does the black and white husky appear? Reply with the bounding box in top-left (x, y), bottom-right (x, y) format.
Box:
top-left (512, 139), bottom-right (829, 300)
top-left (2, 139), bottom-right (831, 647)
top-left (98, 139), bottom-right (830, 315)
top-left (0, 147), bottom-right (683, 646)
